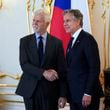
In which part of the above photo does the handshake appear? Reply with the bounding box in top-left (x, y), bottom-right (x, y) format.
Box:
top-left (43, 69), bottom-right (59, 81)
top-left (43, 69), bottom-right (67, 108)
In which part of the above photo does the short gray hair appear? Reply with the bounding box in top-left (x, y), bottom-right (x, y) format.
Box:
top-left (63, 9), bottom-right (83, 27)
top-left (33, 9), bottom-right (50, 23)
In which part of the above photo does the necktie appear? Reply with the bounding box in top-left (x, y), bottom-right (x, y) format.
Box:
top-left (38, 36), bottom-right (43, 64)
top-left (67, 37), bottom-right (74, 53)
top-left (66, 37), bottom-right (74, 65)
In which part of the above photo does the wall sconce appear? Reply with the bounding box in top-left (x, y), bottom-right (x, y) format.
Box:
top-left (0, 0), bottom-right (3, 9)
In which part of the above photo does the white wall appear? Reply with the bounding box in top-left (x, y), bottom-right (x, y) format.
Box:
top-left (0, 0), bottom-right (27, 74)
top-left (0, 0), bottom-right (28, 109)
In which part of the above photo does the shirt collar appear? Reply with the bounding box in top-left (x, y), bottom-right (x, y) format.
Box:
top-left (72, 28), bottom-right (82, 39)
top-left (35, 32), bottom-right (47, 41)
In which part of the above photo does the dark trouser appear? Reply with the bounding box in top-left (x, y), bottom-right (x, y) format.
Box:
top-left (23, 79), bottom-right (58, 110)
top-left (23, 91), bottom-right (58, 110)
top-left (70, 98), bottom-right (100, 110)
top-left (23, 98), bottom-right (34, 110)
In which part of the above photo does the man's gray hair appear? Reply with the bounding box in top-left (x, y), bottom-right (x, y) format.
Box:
top-left (33, 9), bottom-right (50, 23)
top-left (63, 9), bottom-right (83, 27)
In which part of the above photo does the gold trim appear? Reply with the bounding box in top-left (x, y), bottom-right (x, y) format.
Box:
top-left (0, 84), bottom-right (17, 87)
top-left (46, 0), bottom-right (53, 13)
top-left (26, 0), bottom-right (31, 33)
top-left (102, 0), bottom-right (110, 68)
top-left (0, 93), bottom-right (16, 95)
top-left (102, 10), bottom-right (107, 69)
top-left (0, 72), bottom-right (21, 80)
top-left (41, 0), bottom-right (45, 8)
top-left (32, 0), bottom-right (36, 12)
top-left (108, 9), bottom-right (110, 67)
top-left (0, 0), bottom-right (3, 9)
top-left (88, 0), bottom-right (95, 10)
top-left (88, 0), bottom-right (95, 33)
top-left (0, 100), bottom-right (23, 103)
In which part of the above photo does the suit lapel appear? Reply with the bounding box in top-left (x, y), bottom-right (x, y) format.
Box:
top-left (29, 34), bottom-right (40, 65)
top-left (72, 30), bottom-right (84, 49)
top-left (67, 30), bottom-right (84, 65)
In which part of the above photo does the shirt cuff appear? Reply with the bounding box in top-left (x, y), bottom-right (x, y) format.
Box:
top-left (84, 93), bottom-right (91, 96)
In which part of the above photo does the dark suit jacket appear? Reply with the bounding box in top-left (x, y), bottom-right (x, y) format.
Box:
top-left (66, 30), bottom-right (103, 103)
top-left (16, 33), bottom-right (67, 99)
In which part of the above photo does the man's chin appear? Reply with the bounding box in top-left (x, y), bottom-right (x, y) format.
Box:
top-left (65, 30), bottom-right (70, 33)
top-left (33, 29), bottom-right (39, 33)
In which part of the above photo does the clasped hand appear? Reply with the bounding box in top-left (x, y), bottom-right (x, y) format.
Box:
top-left (43, 69), bottom-right (59, 81)
top-left (82, 95), bottom-right (92, 107)
top-left (58, 97), bottom-right (67, 108)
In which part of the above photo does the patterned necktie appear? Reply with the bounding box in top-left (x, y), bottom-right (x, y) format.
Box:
top-left (38, 36), bottom-right (43, 64)
top-left (66, 37), bottom-right (74, 65)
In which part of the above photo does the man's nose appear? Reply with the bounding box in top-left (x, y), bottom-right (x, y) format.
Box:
top-left (64, 22), bottom-right (67, 26)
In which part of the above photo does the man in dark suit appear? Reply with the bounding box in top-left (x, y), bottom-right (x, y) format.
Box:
top-left (16, 9), bottom-right (67, 110)
top-left (63, 9), bottom-right (104, 110)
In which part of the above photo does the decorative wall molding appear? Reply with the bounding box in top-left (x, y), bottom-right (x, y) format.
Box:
top-left (0, 0), bottom-right (3, 9)
top-left (0, 72), bottom-right (21, 80)
top-left (88, 0), bottom-right (95, 33)
top-left (0, 72), bottom-right (22, 103)
top-left (102, 0), bottom-right (110, 69)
